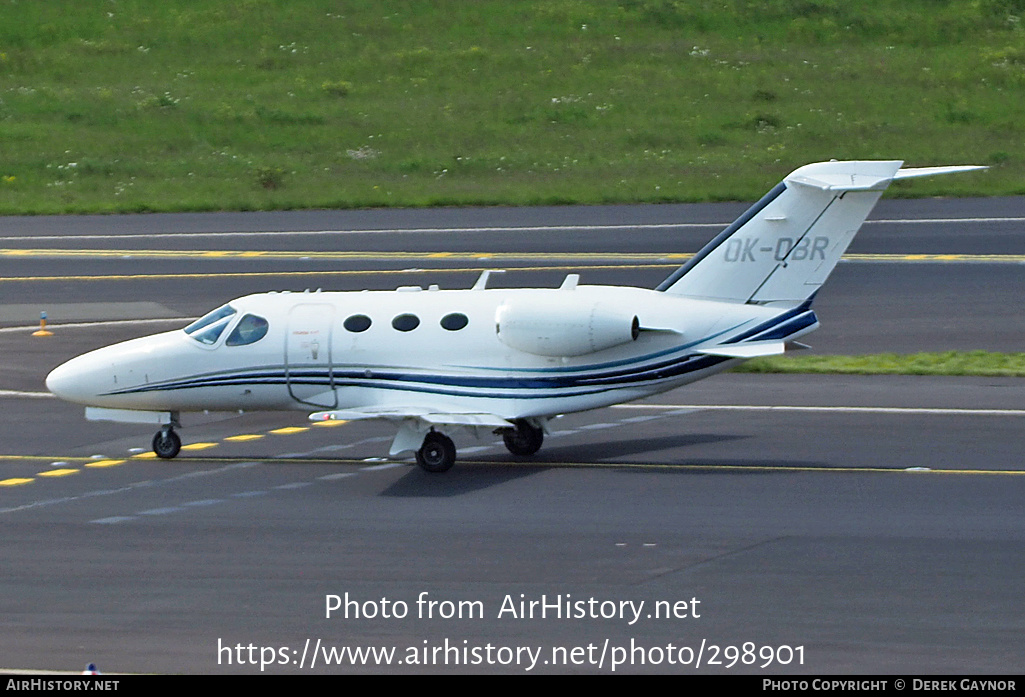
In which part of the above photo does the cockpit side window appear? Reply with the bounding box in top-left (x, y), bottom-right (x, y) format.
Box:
top-left (184, 304), bottom-right (237, 345)
top-left (226, 314), bottom-right (269, 346)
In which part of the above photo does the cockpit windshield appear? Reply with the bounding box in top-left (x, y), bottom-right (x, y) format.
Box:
top-left (226, 314), bottom-right (269, 346)
top-left (184, 304), bottom-right (237, 345)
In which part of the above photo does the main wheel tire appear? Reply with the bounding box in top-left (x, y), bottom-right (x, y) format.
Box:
top-left (502, 420), bottom-right (543, 456)
top-left (416, 431), bottom-right (456, 473)
top-left (152, 429), bottom-right (182, 459)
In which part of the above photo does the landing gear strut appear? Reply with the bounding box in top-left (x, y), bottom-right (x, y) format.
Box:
top-left (152, 427), bottom-right (181, 459)
top-left (502, 419), bottom-right (544, 456)
top-left (416, 430), bottom-right (456, 473)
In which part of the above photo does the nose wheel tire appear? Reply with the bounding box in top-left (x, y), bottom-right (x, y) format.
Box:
top-left (416, 431), bottom-right (456, 473)
top-left (152, 429), bottom-right (182, 459)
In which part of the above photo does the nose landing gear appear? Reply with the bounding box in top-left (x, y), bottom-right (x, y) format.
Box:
top-left (152, 425), bottom-right (182, 459)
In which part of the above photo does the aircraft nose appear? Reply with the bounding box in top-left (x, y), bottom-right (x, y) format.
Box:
top-left (46, 355), bottom-right (109, 404)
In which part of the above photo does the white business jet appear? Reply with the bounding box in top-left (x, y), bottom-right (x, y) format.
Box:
top-left (46, 160), bottom-right (982, 472)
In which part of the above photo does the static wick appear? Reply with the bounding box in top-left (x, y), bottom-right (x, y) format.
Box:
top-left (32, 311), bottom-right (54, 337)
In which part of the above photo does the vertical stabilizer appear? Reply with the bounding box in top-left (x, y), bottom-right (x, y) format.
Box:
top-left (658, 160), bottom-right (969, 304)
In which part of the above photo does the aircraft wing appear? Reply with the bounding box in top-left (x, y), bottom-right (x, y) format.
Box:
top-left (309, 408), bottom-right (513, 428)
top-left (309, 408), bottom-right (514, 458)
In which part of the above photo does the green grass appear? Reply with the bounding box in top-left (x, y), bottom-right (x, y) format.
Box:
top-left (0, 0), bottom-right (1022, 213)
top-left (735, 351), bottom-right (1025, 377)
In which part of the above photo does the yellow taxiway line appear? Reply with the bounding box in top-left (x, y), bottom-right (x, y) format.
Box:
top-left (3, 248), bottom-right (1024, 264)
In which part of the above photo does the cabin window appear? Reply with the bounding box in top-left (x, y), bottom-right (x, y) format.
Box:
top-left (440, 313), bottom-right (468, 331)
top-left (226, 314), bottom-right (269, 346)
top-left (184, 304), bottom-right (237, 345)
top-left (344, 314), bottom-right (372, 333)
top-left (391, 313), bottom-right (420, 332)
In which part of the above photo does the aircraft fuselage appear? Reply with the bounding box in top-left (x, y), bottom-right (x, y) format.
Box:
top-left (46, 284), bottom-right (813, 419)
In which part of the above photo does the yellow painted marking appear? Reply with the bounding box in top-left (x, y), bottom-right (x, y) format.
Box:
top-left (132, 451), bottom-right (157, 459)
top-left (0, 455), bottom-right (94, 462)
top-left (85, 459), bottom-right (126, 468)
top-left (224, 434), bottom-right (265, 442)
top-left (0, 265), bottom-right (667, 283)
top-left (181, 442), bottom-right (219, 451)
top-left (4, 253), bottom-right (1021, 286)
top-left (269, 427), bottom-right (309, 435)
top-left (0, 477), bottom-right (34, 486)
top-left (312, 420), bottom-right (348, 427)
top-left (5, 248), bottom-right (1025, 265)
top-left (37, 468), bottom-right (79, 477)
top-left (2, 452), bottom-right (1023, 476)
top-left (0, 248), bottom-right (665, 262)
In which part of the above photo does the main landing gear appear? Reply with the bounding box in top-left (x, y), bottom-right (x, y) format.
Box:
top-left (152, 426), bottom-right (182, 459)
top-left (501, 419), bottom-right (544, 456)
top-left (413, 419), bottom-right (546, 474)
top-left (415, 431), bottom-right (456, 473)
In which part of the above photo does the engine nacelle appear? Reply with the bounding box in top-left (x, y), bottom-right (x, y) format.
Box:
top-left (495, 297), bottom-right (640, 357)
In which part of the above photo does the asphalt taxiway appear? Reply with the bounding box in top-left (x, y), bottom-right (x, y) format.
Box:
top-left (2, 201), bottom-right (1024, 674)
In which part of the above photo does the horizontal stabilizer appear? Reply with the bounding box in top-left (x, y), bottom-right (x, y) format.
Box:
top-left (696, 340), bottom-right (787, 358)
top-left (893, 165), bottom-right (987, 180)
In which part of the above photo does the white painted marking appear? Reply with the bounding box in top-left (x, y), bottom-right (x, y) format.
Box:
top-left (620, 415), bottom-right (665, 423)
top-left (0, 216), bottom-right (1020, 244)
top-left (0, 390), bottom-right (55, 398)
top-left (182, 499), bottom-right (224, 507)
top-left (459, 446), bottom-right (496, 454)
top-left (318, 473), bottom-right (356, 481)
top-left (91, 516), bottom-right (137, 524)
top-left (0, 318), bottom-right (191, 334)
top-left (0, 462), bottom-right (257, 515)
top-left (274, 482), bottom-right (311, 490)
top-left (360, 462), bottom-right (404, 471)
top-left (865, 217), bottom-right (1025, 225)
top-left (311, 444), bottom-right (353, 452)
top-left (138, 507), bottom-right (184, 515)
top-left (612, 404), bottom-right (1025, 417)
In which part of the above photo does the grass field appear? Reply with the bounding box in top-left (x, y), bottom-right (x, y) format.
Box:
top-left (735, 351), bottom-right (1025, 377)
top-left (0, 0), bottom-right (1022, 213)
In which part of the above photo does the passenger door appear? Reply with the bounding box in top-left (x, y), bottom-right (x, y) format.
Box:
top-left (285, 303), bottom-right (337, 408)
